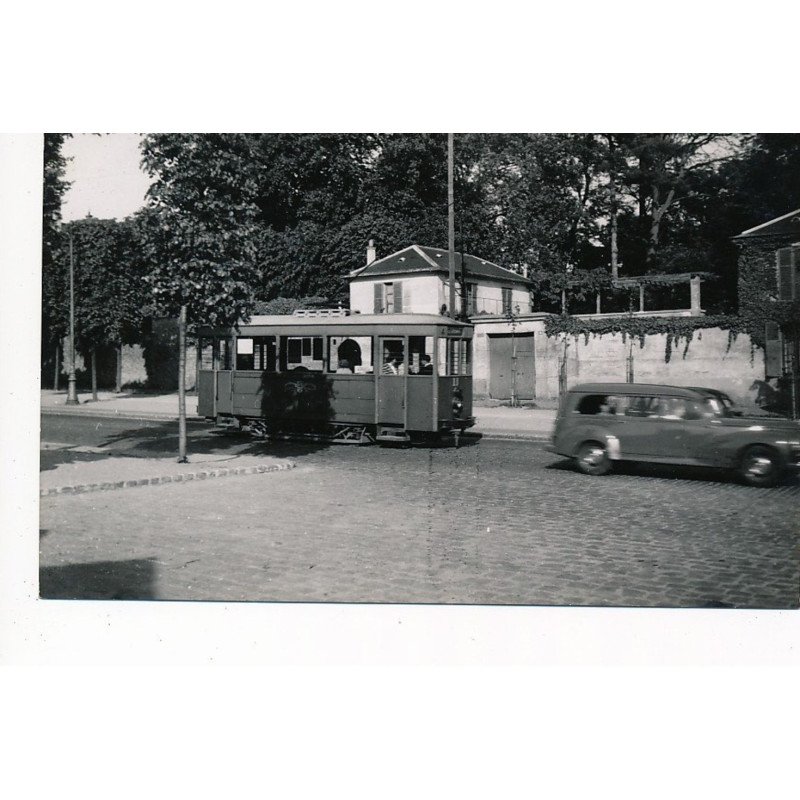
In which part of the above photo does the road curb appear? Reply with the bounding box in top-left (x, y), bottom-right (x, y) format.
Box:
top-left (464, 432), bottom-right (550, 443)
top-left (40, 407), bottom-right (205, 423)
top-left (40, 460), bottom-right (296, 497)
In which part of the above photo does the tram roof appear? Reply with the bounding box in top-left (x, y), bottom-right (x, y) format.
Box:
top-left (204, 313), bottom-right (474, 333)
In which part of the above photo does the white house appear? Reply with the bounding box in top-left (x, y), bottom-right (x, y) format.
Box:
top-left (348, 242), bottom-right (532, 317)
top-left (348, 242), bottom-right (539, 398)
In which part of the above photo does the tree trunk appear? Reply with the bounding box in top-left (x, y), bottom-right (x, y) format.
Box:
top-left (610, 210), bottom-right (618, 280)
top-left (178, 304), bottom-right (188, 463)
top-left (647, 186), bottom-right (676, 268)
top-left (115, 342), bottom-right (123, 393)
top-left (54, 343), bottom-right (60, 391)
top-left (91, 347), bottom-right (98, 401)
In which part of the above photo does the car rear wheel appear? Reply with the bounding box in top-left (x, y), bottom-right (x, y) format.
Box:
top-left (575, 441), bottom-right (611, 476)
top-left (738, 445), bottom-right (781, 488)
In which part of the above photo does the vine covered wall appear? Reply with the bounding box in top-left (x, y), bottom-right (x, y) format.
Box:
top-left (543, 313), bottom-right (747, 363)
top-left (534, 324), bottom-right (763, 405)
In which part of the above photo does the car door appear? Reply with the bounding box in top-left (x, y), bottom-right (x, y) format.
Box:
top-left (616, 394), bottom-right (690, 460)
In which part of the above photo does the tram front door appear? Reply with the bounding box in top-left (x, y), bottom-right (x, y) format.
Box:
top-left (377, 337), bottom-right (405, 425)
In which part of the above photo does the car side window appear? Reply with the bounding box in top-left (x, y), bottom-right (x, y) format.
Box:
top-left (646, 397), bottom-right (704, 421)
top-left (575, 395), bottom-right (607, 415)
top-left (624, 396), bottom-right (656, 417)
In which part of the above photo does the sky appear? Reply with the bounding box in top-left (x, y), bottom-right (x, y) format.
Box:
top-left (62, 133), bottom-right (151, 221)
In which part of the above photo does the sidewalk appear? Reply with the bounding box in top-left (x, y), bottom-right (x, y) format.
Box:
top-left (39, 389), bottom-right (554, 496)
top-left (40, 389), bottom-right (557, 440)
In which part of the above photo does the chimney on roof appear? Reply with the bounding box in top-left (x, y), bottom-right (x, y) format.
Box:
top-left (366, 239), bottom-right (376, 265)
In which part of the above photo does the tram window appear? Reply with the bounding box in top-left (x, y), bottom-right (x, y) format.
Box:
top-left (408, 336), bottom-right (434, 375)
top-left (463, 338), bottom-right (472, 375)
top-left (236, 337), bottom-right (255, 369)
top-left (328, 336), bottom-right (373, 374)
top-left (219, 339), bottom-right (233, 370)
top-left (380, 338), bottom-right (405, 375)
top-left (252, 336), bottom-right (277, 372)
top-left (284, 336), bottom-right (324, 371)
top-left (438, 338), bottom-right (472, 376)
top-left (198, 339), bottom-right (214, 369)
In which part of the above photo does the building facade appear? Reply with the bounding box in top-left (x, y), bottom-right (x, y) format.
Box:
top-left (734, 208), bottom-right (800, 416)
top-left (346, 242), bottom-right (742, 404)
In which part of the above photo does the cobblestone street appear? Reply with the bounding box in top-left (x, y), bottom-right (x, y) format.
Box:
top-left (39, 437), bottom-right (800, 607)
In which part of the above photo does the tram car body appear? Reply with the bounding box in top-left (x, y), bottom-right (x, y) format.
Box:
top-left (196, 313), bottom-right (475, 444)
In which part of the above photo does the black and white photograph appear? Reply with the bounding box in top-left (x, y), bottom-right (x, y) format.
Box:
top-left (31, 131), bottom-right (800, 608)
top-left (3, 6), bottom-right (800, 799)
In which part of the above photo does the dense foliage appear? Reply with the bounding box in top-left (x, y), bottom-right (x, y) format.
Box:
top-left (44, 133), bottom-right (800, 373)
top-left (137, 133), bottom-right (800, 319)
top-left (41, 133), bottom-right (71, 374)
top-left (140, 134), bottom-right (263, 330)
top-left (59, 216), bottom-right (151, 351)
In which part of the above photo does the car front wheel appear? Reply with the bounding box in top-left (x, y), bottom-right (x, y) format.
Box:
top-left (738, 445), bottom-right (782, 488)
top-left (575, 441), bottom-right (611, 476)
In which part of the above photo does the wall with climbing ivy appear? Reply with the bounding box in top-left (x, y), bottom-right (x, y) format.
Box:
top-left (537, 325), bottom-right (763, 405)
top-left (472, 315), bottom-right (765, 406)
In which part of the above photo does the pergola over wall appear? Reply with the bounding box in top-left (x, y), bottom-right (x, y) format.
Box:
top-left (559, 272), bottom-right (714, 317)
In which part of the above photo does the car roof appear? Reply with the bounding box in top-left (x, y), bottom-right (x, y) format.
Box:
top-left (687, 386), bottom-right (732, 398)
top-left (567, 383), bottom-right (706, 398)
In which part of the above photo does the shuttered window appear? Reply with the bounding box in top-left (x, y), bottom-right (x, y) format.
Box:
top-left (776, 246), bottom-right (799, 301)
top-left (373, 281), bottom-right (404, 313)
top-left (393, 281), bottom-right (403, 312)
top-left (502, 287), bottom-right (512, 314)
top-left (764, 322), bottom-right (782, 378)
top-left (467, 283), bottom-right (477, 315)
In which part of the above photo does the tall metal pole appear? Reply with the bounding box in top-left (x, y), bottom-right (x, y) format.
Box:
top-left (66, 232), bottom-right (79, 405)
top-left (447, 133), bottom-right (456, 318)
top-left (178, 303), bottom-right (188, 463)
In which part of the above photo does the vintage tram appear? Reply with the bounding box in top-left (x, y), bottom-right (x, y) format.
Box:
top-left (196, 312), bottom-right (475, 445)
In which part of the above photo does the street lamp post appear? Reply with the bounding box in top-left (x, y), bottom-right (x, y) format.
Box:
top-left (66, 232), bottom-right (79, 405)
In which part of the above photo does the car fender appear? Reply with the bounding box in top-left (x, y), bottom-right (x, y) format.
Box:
top-left (566, 424), bottom-right (621, 459)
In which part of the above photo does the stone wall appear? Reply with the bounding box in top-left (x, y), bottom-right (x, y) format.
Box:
top-left (57, 318), bottom-right (197, 392)
top-left (472, 317), bottom-right (764, 407)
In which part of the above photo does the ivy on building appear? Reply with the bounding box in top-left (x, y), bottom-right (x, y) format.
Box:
top-left (543, 313), bottom-right (748, 363)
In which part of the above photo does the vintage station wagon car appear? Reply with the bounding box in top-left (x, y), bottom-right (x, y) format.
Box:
top-left (547, 383), bottom-right (800, 487)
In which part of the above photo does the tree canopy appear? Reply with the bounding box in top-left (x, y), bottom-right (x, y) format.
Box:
top-left (52, 132), bottom-right (799, 340)
top-left (41, 133), bottom-right (71, 355)
top-left (60, 216), bottom-right (150, 351)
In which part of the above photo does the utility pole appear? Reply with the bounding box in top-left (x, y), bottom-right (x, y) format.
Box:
top-left (448, 133), bottom-right (456, 318)
top-left (607, 134), bottom-right (619, 281)
top-left (178, 303), bottom-right (188, 463)
top-left (66, 232), bottom-right (79, 405)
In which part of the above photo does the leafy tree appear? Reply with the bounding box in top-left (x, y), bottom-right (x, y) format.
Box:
top-left (612, 133), bottom-right (745, 273)
top-left (454, 133), bottom-right (608, 275)
top-left (61, 216), bottom-right (151, 395)
top-left (140, 134), bottom-right (263, 459)
top-left (41, 133), bottom-right (71, 388)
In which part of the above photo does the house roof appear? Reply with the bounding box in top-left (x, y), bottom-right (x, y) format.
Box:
top-left (349, 244), bottom-right (532, 285)
top-left (733, 208), bottom-right (800, 240)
